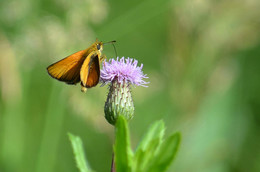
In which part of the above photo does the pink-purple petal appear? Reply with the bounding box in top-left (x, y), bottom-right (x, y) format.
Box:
top-left (100, 57), bottom-right (148, 87)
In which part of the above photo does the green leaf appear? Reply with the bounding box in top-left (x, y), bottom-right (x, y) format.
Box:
top-left (136, 120), bottom-right (165, 151)
top-left (114, 115), bottom-right (133, 172)
top-left (146, 132), bottom-right (181, 172)
top-left (134, 121), bottom-right (165, 171)
top-left (68, 133), bottom-right (93, 172)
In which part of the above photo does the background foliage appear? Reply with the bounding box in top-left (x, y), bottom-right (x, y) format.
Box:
top-left (1, 0), bottom-right (260, 171)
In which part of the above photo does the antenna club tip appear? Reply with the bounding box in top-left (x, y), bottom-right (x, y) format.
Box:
top-left (103, 40), bottom-right (117, 45)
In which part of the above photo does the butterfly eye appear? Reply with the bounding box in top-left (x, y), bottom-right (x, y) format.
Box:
top-left (97, 44), bottom-right (101, 50)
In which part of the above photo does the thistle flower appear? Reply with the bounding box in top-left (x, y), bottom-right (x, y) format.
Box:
top-left (101, 57), bottom-right (148, 125)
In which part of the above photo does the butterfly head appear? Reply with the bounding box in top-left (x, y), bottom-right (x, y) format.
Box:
top-left (96, 42), bottom-right (104, 52)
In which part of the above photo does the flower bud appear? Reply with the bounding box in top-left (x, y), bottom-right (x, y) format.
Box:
top-left (104, 80), bottom-right (134, 125)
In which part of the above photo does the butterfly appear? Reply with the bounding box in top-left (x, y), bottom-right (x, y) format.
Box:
top-left (47, 39), bottom-right (115, 92)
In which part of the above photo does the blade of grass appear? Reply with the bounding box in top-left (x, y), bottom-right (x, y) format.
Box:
top-left (35, 83), bottom-right (66, 172)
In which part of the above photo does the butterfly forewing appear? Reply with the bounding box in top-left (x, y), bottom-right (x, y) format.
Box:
top-left (47, 49), bottom-right (88, 84)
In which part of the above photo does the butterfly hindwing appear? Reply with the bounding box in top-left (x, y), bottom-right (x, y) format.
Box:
top-left (86, 55), bottom-right (100, 87)
top-left (80, 52), bottom-right (100, 88)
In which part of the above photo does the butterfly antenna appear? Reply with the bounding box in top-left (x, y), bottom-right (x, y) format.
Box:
top-left (103, 40), bottom-right (117, 58)
top-left (112, 42), bottom-right (117, 58)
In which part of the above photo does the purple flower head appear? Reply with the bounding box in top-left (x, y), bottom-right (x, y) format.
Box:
top-left (100, 57), bottom-right (149, 87)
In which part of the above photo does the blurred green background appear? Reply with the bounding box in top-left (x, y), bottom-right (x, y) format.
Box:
top-left (1, 0), bottom-right (260, 171)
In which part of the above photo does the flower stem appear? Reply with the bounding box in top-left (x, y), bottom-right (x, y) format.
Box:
top-left (111, 152), bottom-right (116, 172)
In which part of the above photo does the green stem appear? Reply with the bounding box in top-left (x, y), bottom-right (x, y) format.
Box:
top-left (111, 152), bottom-right (116, 172)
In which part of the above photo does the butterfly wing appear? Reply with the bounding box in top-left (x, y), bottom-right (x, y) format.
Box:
top-left (47, 49), bottom-right (88, 84)
top-left (86, 55), bottom-right (100, 87)
top-left (80, 52), bottom-right (100, 89)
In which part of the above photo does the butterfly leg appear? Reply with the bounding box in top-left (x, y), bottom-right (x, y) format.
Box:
top-left (100, 54), bottom-right (107, 62)
top-left (81, 82), bottom-right (88, 93)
